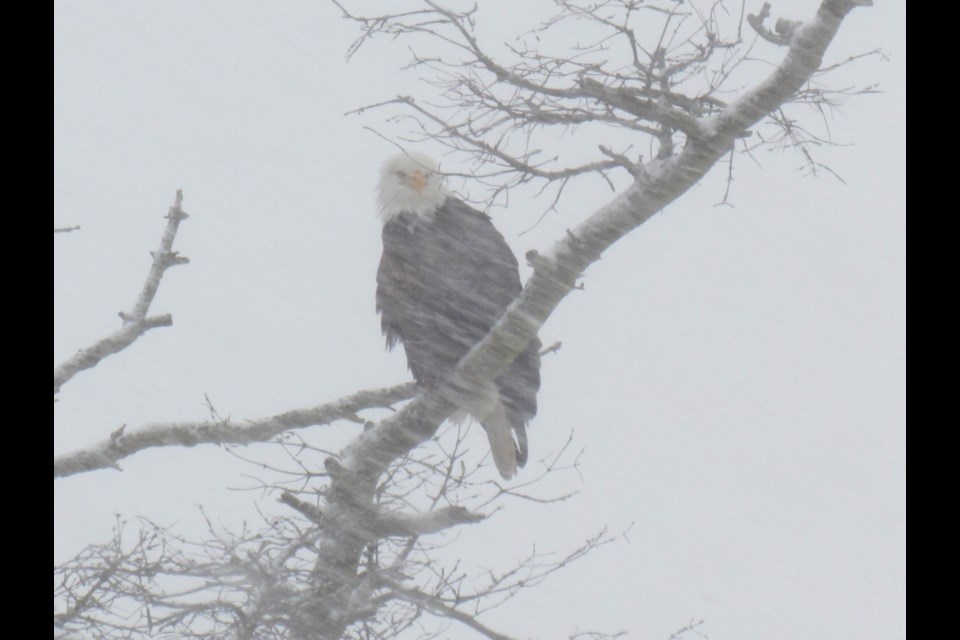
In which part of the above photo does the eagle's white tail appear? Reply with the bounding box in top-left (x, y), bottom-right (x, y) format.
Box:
top-left (451, 382), bottom-right (518, 479)
top-left (480, 401), bottom-right (517, 480)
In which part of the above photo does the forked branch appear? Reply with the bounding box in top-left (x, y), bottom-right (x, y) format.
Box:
top-left (54, 191), bottom-right (189, 396)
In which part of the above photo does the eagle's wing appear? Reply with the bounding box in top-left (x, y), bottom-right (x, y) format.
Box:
top-left (376, 218), bottom-right (412, 353)
top-left (443, 200), bottom-right (542, 471)
top-left (377, 216), bottom-right (441, 383)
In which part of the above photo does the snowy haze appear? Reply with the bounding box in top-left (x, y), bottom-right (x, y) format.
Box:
top-left (54, 2), bottom-right (905, 639)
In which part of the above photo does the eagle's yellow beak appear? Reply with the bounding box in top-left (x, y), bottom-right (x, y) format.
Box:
top-left (410, 170), bottom-right (426, 195)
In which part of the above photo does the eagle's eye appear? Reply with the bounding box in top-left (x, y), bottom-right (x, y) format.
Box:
top-left (396, 170), bottom-right (407, 179)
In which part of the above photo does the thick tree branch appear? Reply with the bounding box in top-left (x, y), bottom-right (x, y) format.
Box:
top-left (54, 190), bottom-right (189, 396)
top-left (281, 491), bottom-right (484, 539)
top-left (375, 506), bottom-right (486, 536)
top-left (54, 382), bottom-right (416, 478)
top-left (709, 0), bottom-right (863, 138)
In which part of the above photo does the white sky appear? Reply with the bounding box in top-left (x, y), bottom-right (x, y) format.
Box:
top-left (54, 1), bottom-right (905, 639)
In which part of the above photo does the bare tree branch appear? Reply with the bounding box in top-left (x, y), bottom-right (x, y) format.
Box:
top-left (54, 190), bottom-right (189, 396)
top-left (375, 506), bottom-right (485, 536)
top-left (281, 492), bottom-right (484, 538)
top-left (54, 382), bottom-right (417, 478)
top-left (376, 576), bottom-right (517, 640)
top-left (577, 77), bottom-right (708, 140)
top-left (54, 225), bottom-right (81, 234)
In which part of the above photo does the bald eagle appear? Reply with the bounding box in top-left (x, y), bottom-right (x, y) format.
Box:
top-left (375, 152), bottom-right (541, 479)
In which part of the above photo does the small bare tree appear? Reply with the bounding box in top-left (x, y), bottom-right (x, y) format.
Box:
top-left (54, 1), bottom-right (877, 638)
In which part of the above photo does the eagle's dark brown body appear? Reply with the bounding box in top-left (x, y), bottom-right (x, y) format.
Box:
top-left (376, 197), bottom-right (541, 470)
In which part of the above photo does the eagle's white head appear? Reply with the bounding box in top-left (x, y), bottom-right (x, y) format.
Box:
top-left (377, 152), bottom-right (450, 221)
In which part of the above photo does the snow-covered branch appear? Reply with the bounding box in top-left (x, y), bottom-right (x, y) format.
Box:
top-left (281, 491), bottom-right (484, 538)
top-left (54, 190), bottom-right (189, 396)
top-left (54, 382), bottom-right (416, 478)
top-left (375, 505), bottom-right (485, 536)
